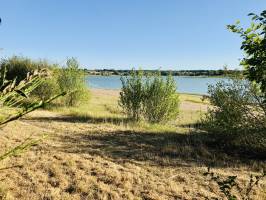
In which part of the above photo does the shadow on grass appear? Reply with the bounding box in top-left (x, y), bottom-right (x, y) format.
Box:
top-left (179, 122), bottom-right (203, 129)
top-left (27, 114), bottom-right (266, 168)
top-left (180, 124), bottom-right (266, 160)
top-left (26, 114), bottom-right (131, 125)
top-left (53, 128), bottom-right (265, 168)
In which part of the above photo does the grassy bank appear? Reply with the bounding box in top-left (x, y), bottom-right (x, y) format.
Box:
top-left (51, 89), bottom-right (207, 132)
top-left (0, 89), bottom-right (265, 199)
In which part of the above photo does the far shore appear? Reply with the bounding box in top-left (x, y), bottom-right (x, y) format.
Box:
top-left (86, 74), bottom-right (229, 78)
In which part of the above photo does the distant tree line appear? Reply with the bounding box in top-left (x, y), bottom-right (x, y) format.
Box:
top-left (84, 69), bottom-right (242, 77)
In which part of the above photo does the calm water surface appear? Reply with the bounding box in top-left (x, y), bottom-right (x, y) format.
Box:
top-left (86, 75), bottom-right (228, 95)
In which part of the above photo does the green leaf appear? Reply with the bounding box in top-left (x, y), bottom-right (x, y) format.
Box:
top-left (245, 28), bottom-right (252, 34)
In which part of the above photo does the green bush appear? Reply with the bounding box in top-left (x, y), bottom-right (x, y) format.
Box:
top-left (119, 69), bottom-right (180, 123)
top-left (0, 56), bottom-right (60, 103)
top-left (203, 78), bottom-right (266, 134)
top-left (119, 70), bottom-right (144, 121)
top-left (0, 56), bottom-right (90, 107)
top-left (0, 56), bottom-right (51, 83)
top-left (32, 76), bottom-right (59, 102)
top-left (143, 73), bottom-right (179, 123)
top-left (57, 58), bottom-right (89, 107)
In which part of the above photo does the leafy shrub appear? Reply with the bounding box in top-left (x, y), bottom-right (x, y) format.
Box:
top-left (119, 69), bottom-right (180, 123)
top-left (203, 78), bottom-right (266, 134)
top-left (0, 56), bottom-right (89, 107)
top-left (0, 56), bottom-right (51, 83)
top-left (214, 11), bottom-right (266, 156)
top-left (0, 66), bottom-right (65, 123)
top-left (143, 73), bottom-right (179, 123)
top-left (119, 70), bottom-right (144, 121)
top-left (0, 56), bottom-right (61, 103)
top-left (32, 76), bottom-right (60, 102)
top-left (57, 58), bottom-right (89, 107)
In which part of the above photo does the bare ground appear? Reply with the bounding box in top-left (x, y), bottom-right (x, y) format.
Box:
top-left (0, 89), bottom-right (265, 200)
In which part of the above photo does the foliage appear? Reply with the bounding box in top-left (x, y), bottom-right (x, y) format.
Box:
top-left (0, 56), bottom-right (89, 106)
top-left (200, 10), bottom-right (266, 156)
top-left (0, 56), bottom-right (52, 83)
top-left (57, 58), bottom-right (89, 107)
top-left (119, 69), bottom-right (179, 123)
top-left (203, 78), bottom-right (266, 134)
top-left (204, 167), bottom-right (266, 200)
top-left (119, 70), bottom-right (144, 121)
top-left (0, 67), bottom-right (66, 125)
top-left (143, 73), bottom-right (179, 123)
top-left (0, 56), bottom-right (61, 103)
top-left (0, 67), bottom-right (44, 107)
top-left (32, 75), bottom-right (60, 102)
top-left (227, 10), bottom-right (266, 99)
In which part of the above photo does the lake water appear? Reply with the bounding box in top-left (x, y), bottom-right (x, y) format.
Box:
top-left (86, 75), bottom-right (228, 95)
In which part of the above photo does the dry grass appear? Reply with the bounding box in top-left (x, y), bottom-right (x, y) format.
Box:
top-left (0, 89), bottom-right (265, 200)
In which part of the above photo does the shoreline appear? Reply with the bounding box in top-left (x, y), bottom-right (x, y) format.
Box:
top-left (90, 88), bottom-right (208, 112)
top-left (90, 87), bottom-right (205, 97)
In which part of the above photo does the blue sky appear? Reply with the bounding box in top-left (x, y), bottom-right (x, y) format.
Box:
top-left (0, 1), bottom-right (265, 70)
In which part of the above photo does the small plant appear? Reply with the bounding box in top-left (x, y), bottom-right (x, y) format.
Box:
top-left (119, 69), bottom-right (179, 123)
top-left (33, 75), bottom-right (59, 102)
top-left (57, 58), bottom-right (89, 107)
top-left (202, 78), bottom-right (266, 134)
top-left (204, 167), bottom-right (266, 200)
top-left (119, 70), bottom-right (144, 121)
top-left (143, 73), bottom-right (179, 123)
